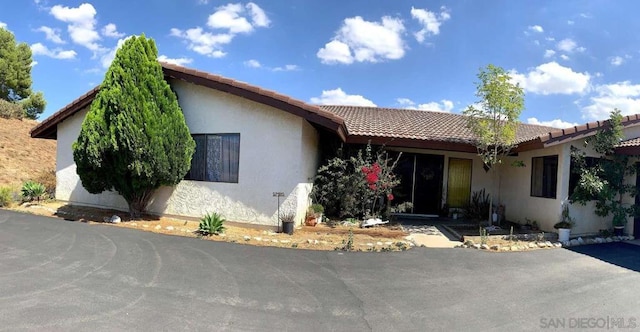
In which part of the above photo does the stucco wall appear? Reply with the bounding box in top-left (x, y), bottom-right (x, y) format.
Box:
top-left (56, 79), bottom-right (319, 226)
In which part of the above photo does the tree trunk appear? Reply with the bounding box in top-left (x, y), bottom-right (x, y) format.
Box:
top-left (126, 189), bottom-right (154, 219)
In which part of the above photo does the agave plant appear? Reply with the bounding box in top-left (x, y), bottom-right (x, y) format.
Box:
top-left (198, 212), bottom-right (226, 236)
top-left (21, 181), bottom-right (46, 202)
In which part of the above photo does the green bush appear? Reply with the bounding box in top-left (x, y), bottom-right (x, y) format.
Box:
top-left (198, 212), bottom-right (226, 236)
top-left (463, 189), bottom-right (491, 221)
top-left (0, 99), bottom-right (24, 119)
top-left (21, 181), bottom-right (46, 202)
top-left (0, 186), bottom-right (14, 207)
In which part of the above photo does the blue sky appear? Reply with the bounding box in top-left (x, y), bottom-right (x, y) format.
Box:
top-left (2, 0), bottom-right (640, 128)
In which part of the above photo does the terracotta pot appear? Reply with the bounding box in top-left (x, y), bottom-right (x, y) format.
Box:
top-left (305, 217), bottom-right (317, 227)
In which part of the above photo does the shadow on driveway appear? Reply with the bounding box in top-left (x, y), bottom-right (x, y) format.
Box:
top-left (568, 242), bottom-right (640, 272)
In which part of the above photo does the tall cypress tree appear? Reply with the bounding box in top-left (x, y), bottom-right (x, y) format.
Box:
top-left (73, 35), bottom-right (195, 218)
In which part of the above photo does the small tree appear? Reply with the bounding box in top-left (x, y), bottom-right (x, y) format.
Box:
top-left (571, 109), bottom-right (637, 228)
top-left (463, 64), bottom-right (525, 223)
top-left (73, 35), bottom-right (195, 218)
top-left (0, 27), bottom-right (46, 119)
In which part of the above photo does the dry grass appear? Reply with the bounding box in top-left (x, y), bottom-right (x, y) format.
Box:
top-left (0, 118), bottom-right (56, 188)
top-left (9, 202), bottom-right (411, 251)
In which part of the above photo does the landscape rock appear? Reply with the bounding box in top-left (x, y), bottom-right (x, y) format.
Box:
top-left (553, 242), bottom-right (562, 248)
top-left (271, 239), bottom-right (279, 243)
top-left (629, 236), bottom-right (635, 240)
top-left (142, 224), bottom-right (149, 228)
top-left (254, 237), bottom-right (262, 242)
top-left (165, 226), bottom-right (174, 231)
top-left (544, 241), bottom-right (553, 247)
top-left (528, 242), bottom-right (537, 248)
top-left (510, 246), bottom-right (518, 251)
top-left (472, 244), bottom-right (481, 249)
top-left (480, 244), bottom-right (489, 250)
top-left (464, 240), bottom-right (475, 247)
top-left (606, 238), bottom-right (613, 243)
top-left (570, 239), bottom-right (580, 246)
top-left (130, 223), bottom-right (137, 226)
top-left (577, 237), bottom-right (585, 245)
top-left (595, 237), bottom-right (604, 244)
top-left (537, 242), bottom-right (546, 248)
top-left (154, 225), bottom-right (161, 230)
top-left (280, 239), bottom-right (291, 244)
top-left (110, 215), bottom-right (121, 224)
top-left (385, 241), bottom-right (393, 246)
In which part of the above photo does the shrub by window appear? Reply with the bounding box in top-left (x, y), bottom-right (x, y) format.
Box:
top-left (569, 156), bottom-right (598, 197)
top-left (186, 134), bottom-right (240, 183)
top-left (531, 155), bottom-right (558, 198)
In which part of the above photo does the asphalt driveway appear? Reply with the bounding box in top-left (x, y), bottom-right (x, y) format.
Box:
top-left (2, 209), bottom-right (640, 331)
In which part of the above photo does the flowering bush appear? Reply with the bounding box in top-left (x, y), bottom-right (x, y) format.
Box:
top-left (312, 143), bottom-right (403, 219)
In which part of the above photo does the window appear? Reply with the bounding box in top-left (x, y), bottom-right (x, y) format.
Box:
top-left (531, 155), bottom-right (558, 198)
top-left (569, 156), bottom-right (598, 196)
top-left (186, 134), bottom-right (240, 183)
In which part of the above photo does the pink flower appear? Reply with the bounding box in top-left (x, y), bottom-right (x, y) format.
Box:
top-left (387, 193), bottom-right (394, 201)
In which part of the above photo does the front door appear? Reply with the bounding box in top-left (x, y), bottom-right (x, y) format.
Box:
top-left (447, 158), bottom-right (472, 208)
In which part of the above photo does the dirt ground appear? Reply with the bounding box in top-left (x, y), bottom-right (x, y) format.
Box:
top-left (7, 201), bottom-right (412, 251)
top-left (0, 118), bottom-right (56, 188)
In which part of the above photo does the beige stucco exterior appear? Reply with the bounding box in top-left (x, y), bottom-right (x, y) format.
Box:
top-left (55, 79), bottom-right (319, 227)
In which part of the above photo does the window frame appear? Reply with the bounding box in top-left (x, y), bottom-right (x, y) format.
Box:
top-left (530, 155), bottom-right (558, 199)
top-left (185, 133), bottom-right (240, 183)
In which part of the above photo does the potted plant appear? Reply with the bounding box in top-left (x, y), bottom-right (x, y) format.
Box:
top-left (281, 212), bottom-right (295, 235)
top-left (310, 203), bottom-right (324, 223)
top-left (554, 202), bottom-right (574, 242)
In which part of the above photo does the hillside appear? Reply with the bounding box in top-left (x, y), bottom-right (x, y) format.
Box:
top-left (0, 118), bottom-right (56, 188)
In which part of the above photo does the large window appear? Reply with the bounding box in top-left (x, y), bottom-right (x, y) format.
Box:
top-left (186, 134), bottom-right (240, 183)
top-left (531, 155), bottom-right (558, 198)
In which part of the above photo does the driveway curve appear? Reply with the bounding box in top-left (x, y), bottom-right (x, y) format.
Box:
top-left (1, 210), bottom-right (640, 331)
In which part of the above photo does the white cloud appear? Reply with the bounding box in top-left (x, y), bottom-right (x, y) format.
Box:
top-left (50, 3), bottom-right (101, 51)
top-left (246, 2), bottom-right (270, 27)
top-left (397, 97), bottom-right (454, 112)
top-left (567, 20), bottom-right (575, 25)
top-left (0, 22), bottom-right (6, 29)
top-left (544, 49), bottom-right (556, 58)
top-left (172, 2), bottom-right (268, 57)
top-left (273, 64), bottom-right (298, 72)
top-left (310, 88), bottom-right (376, 106)
top-left (30, 42), bottom-right (77, 59)
top-left (170, 27), bottom-right (232, 58)
top-left (35, 26), bottom-right (65, 44)
top-left (157, 55), bottom-right (193, 66)
top-left (527, 117), bottom-right (578, 128)
top-left (556, 38), bottom-right (585, 53)
top-left (410, 6), bottom-right (451, 42)
top-left (510, 62), bottom-right (590, 95)
top-left (611, 56), bottom-right (624, 66)
top-left (582, 81), bottom-right (640, 120)
top-left (317, 16), bottom-right (405, 64)
top-left (31, 61), bottom-right (38, 67)
top-left (528, 25), bottom-right (544, 33)
top-left (207, 2), bottom-right (269, 34)
top-left (244, 59), bottom-right (261, 68)
top-left (560, 54), bottom-right (570, 61)
top-left (102, 23), bottom-right (124, 38)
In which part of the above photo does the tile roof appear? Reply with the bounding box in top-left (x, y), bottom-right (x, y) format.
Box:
top-left (319, 105), bottom-right (558, 145)
top-left (618, 137), bottom-right (640, 147)
top-left (31, 62), bottom-right (347, 140)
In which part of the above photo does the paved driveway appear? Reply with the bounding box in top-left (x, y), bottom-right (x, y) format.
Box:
top-left (2, 210), bottom-right (640, 331)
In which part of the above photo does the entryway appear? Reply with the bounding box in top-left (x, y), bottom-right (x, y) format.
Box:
top-left (393, 153), bottom-right (444, 215)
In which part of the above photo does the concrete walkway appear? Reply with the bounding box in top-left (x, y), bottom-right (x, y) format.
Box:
top-left (401, 224), bottom-right (462, 248)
